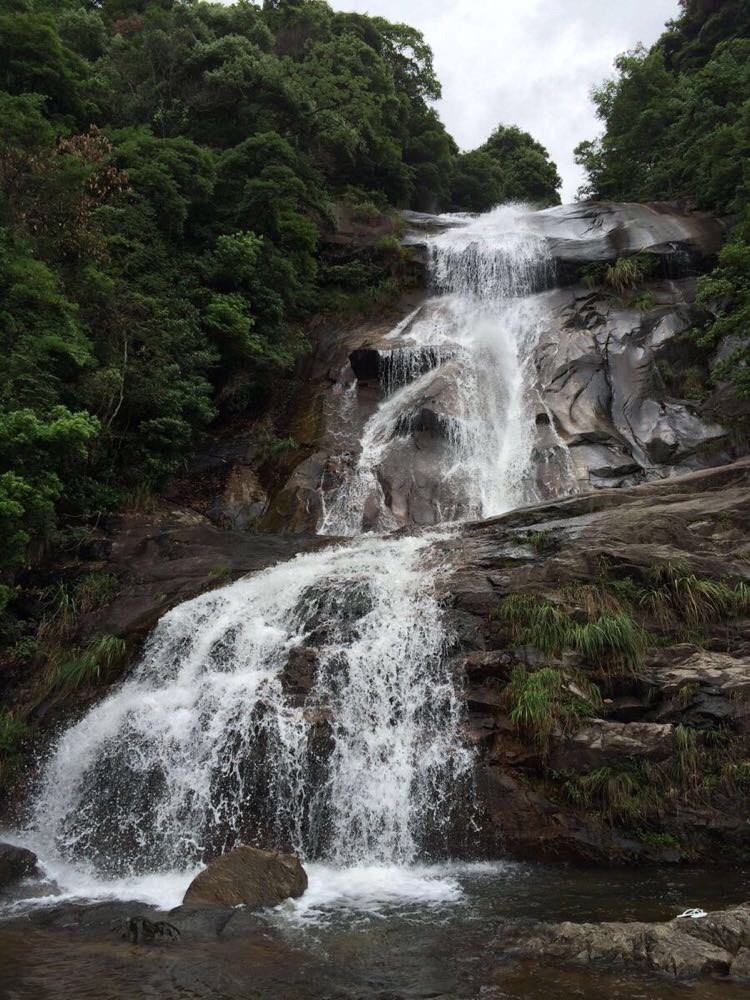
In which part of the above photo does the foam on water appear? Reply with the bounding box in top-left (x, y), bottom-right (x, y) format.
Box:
top-left (284, 863), bottom-right (464, 921)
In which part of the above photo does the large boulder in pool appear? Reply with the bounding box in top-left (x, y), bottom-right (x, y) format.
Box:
top-left (0, 842), bottom-right (38, 888)
top-left (182, 846), bottom-right (307, 908)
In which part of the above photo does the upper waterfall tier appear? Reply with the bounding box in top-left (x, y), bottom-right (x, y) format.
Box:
top-left (267, 202), bottom-right (734, 536)
top-left (316, 206), bottom-right (575, 536)
top-left (404, 201), bottom-right (725, 263)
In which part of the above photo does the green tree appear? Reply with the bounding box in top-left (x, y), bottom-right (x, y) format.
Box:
top-left (449, 150), bottom-right (505, 213)
top-left (575, 3), bottom-right (749, 397)
top-left (480, 125), bottom-right (561, 206)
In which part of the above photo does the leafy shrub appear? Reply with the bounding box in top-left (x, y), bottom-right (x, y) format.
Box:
top-left (351, 200), bottom-right (382, 225)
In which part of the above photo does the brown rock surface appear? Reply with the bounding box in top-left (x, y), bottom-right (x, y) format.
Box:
top-left (548, 720), bottom-right (674, 771)
top-left (183, 846), bottom-right (307, 909)
top-left (495, 903), bottom-right (750, 981)
top-left (76, 512), bottom-right (328, 642)
top-left (0, 843), bottom-right (37, 888)
top-left (442, 459), bottom-right (750, 863)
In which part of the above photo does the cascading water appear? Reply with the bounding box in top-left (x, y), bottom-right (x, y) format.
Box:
top-left (318, 205), bottom-right (573, 536)
top-left (9, 204), bottom-right (573, 911)
top-left (25, 535), bottom-right (470, 882)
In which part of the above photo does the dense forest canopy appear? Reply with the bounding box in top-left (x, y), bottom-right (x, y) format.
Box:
top-left (575, 0), bottom-right (750, 397)
top-left (0, 0), bottom-right (561, 641)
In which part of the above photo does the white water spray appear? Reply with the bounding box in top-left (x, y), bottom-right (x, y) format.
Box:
top-left (25, 535), bottom-right (471, 889)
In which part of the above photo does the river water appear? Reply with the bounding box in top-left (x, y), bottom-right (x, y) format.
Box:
top-left (2, 860), bottom-right (749, 998)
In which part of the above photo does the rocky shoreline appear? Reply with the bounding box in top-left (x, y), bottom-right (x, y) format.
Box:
top-left (2, 881), bottom-right (748, 987)
top-left (494, 903), bottom-right (750, 982)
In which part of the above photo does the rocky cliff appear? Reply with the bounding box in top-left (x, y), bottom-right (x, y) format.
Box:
top-left (260, 202), bottom-right (746, 534)
top-left (443, 459), bottom-right (750, 863)
top-left (2, 203), bottom-right (749, 867)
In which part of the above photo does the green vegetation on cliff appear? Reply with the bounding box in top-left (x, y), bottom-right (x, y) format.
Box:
top-left (0, 0), bottom-right (561, 648)
top-left (493, 552), bottom-right (750, 853)
top-left (575, 0), bottom-right (750, 398)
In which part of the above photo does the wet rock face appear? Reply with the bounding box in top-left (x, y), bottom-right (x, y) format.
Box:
top-left (0, 843), bottom-right (37, 888)
top-left (524, 200), bottom-right (725, 262)
top-left (535, 281), bottom-right (735, 492)
top-left (72, 514), bottom-right (327, 644)
top-left (494, 903), bottom-right (750, 982)
top-left (439, 460), bottom-right (750, 864)
top-left (182, 845), bottom-right (307, 909)
top-left (547, 720), bottom-right (674, 772)
top-left (209, 466), bottom-right (268, 531)
top-left (269, 202), bottom-right (741, 534)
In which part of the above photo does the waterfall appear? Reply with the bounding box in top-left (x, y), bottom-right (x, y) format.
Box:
top-left (318, 205), bottom-right (569, 536)
top-left (17, 205), bottom-right (571, 903)
top-left (27, 536), bottom-right (471, 882)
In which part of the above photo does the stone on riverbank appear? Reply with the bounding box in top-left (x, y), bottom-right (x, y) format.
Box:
top-left (494, 903), bottom-right (750, 981)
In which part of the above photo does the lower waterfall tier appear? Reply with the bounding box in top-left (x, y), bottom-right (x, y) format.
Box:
top-left (26, 534), bottom-right (472, 880)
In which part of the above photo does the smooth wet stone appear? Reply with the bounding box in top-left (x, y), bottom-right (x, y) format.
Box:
top-left (7, 900), bottom-right (164, 932)
top-left (524, 201), bottom-right (724, 262)
top-left (494, 903), bottom-right (750, 980)
top-left (0, 843), bottom-right (37, 888)
top-left (731, 947), bottom-right (750, 980)
top-left (183, 846), bottom-right (308, 909)
top-left (167, 904), bottom-right (237, 936)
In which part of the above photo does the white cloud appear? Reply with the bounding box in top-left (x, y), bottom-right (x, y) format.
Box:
top-left (327, 0), bottom-right (681, 201)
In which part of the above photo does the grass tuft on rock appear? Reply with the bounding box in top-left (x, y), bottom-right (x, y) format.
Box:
top-left (561, 765), bottom-right (654, 825)
top-left (572, 614), bottom-right (648, 675)
top-left (524, 530), bottom-right (558, 554)
top-left (501, 665), bottom-right (601, 751)
top-left (647, 564), bottom-right (750, 627)
top-left (673, 724), bottom-right (699, 787)
top-left (495, 595), bottom-right (648, 674)
top-left (0, 711), bottom-right (26, 756)
top-left (495, 595), bottom-right (572, 654)
top-left (48, 635), bottom-right (127, 693)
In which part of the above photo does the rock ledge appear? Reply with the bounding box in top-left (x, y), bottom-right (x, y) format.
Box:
top-left (495, 903), bottom-right (750, 981)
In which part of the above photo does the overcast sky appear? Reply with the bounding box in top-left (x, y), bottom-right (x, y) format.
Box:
top-left (327, 0), bottom-right (681, 201)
